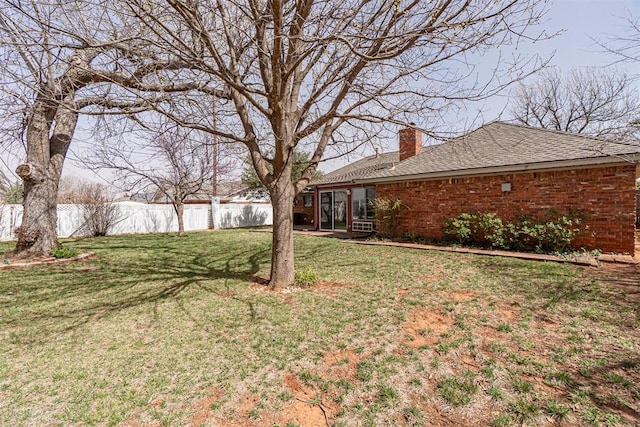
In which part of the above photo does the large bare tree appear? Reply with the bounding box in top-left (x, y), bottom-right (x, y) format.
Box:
top-left (86, 125), bottom-right (236, 237)
top-left (111, 0), bottom-right (550, 287)
top-left (509, 68), bottom-right (640, 140)
top-left (0, 0), bottom-right (226, 258)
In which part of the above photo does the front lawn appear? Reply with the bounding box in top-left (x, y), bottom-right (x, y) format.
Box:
top-left (0, 230), bottom-right (638, 426)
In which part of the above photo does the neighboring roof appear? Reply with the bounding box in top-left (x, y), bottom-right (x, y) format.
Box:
top-left (317, 122), bottom-right (640, 186)
top-left (314, 151), bottom-right (399, 185)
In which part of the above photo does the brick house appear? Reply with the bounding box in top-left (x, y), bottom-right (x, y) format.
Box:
top-left (299, 122), bottom-right (640, 256)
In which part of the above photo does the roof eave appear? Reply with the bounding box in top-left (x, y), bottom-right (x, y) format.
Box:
top-left (355, 154), bottom-right (640, 185)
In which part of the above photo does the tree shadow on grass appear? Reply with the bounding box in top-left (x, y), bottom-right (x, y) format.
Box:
top-left (581, 357), bottom-right (640, 423)
top-left (592, 263), bottom-right (640, 306)
top-left (471, 258), bottom-right (638, 322)
top-left (0, 246), bottom-right (273, 342)
top-left (472, 258), bottom-right (640, 423)
top-left (537, 353), bottom-right (640, 424)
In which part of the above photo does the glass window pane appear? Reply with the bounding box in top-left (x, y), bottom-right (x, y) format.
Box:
top-left (320, 192), bottom-right (332, 229)
top-left (351, 188), bottom-right (366, 219)
top-left (334, 191), bottom-right (347, 230)
top-left (303, 194), bottom-right (313, 207)
top-left (365, 188), bottom-right (376, 219)
top-left (366, 188), bottom-right (376, 200)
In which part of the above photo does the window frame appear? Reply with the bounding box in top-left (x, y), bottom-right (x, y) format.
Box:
top-left (351, 187), bottom-right (376, 220)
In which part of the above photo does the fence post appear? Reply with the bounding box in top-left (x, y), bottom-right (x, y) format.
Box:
top-left (211, 197), bottom-right (220, 230)
top-left (10, 205), bottom-right (16, 240)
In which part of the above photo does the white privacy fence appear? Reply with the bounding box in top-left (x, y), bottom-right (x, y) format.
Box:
top-left (0, 205), bottom-right (22, 242)
top-left (0, 200), bottom-right (273, 241)
top-left (212, 198), bottom-right (273, 229)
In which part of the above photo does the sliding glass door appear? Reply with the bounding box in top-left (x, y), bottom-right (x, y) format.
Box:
top-left (320, 191), bottom-right (333, 230)
top-left (319, 190), bottom-right (348, 231)
top-left (333, 191), bottom-right (347, 230)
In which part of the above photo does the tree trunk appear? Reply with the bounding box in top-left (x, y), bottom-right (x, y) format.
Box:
top-left (15, 163), bottom-right (59, 257)
top-left (14, 95), bottom-right (77, 258)
top-left (176, 202), bottom-right (185, 237)
top-left (269, 179), bottom-right (296, 288)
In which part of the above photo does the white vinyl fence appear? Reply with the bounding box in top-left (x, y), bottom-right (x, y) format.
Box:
top-left (0, 200), bottom-right (273, 241)
top-left (212, 198), bottom-right (273, 229)
top-left (0, 204), bottom-right (22, 242)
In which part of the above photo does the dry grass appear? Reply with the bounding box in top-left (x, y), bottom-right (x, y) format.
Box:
top-left (0, 230), bottom-right (638, 426)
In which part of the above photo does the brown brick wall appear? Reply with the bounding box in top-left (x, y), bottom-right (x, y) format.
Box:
top-left (636, 190), bottom-right (639, 227)
top-left (376, 165), bottom-right (638, 255)
top-left (399, 127), bottom-right (423, 162)
top-left (293, 193), bottom-right (314, 226)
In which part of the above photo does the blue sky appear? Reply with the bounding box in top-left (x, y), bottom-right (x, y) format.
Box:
top-left (539, 0), bottom-right (637, 69)
top-left (472, 0), bottom-right (639, 128)
top-left (319, 0), bottom-right (640, 172)
top-left (490, 0), bottom-right (639, 111)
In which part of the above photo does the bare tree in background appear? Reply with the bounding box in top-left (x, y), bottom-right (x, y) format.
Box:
top-left (76, 182), bottom-right (120, 237)
top-left (509, 68), bottom-right (640, 140)
top-left (602, 13), bottom-right (640, 130)
top-left (57, 176), bottom-right (91, 204)
top-left (603, 13), bottom-right (640, 66)
top-left (0, 168), bottom-right (10, 200)
top-left (86, 126), bottom-right (236, 237)
top-left (114, 0), bottom-right (550, 287)
top-left (0, 0), bottom-right (227, 258)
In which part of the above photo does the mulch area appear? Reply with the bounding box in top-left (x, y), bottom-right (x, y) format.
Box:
top-left (0, 252), bottom-right (97, 270)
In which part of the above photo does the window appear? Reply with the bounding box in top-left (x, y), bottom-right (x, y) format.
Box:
top-left (351, 187), bottom-right (376, 220)
top-left (303, 194), bottom-right (313, 207)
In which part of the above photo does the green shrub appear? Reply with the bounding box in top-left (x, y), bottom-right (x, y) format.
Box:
top-left (51, 244), bottom-right (79, 259)
top-left (443, 212), bottom-right (474, 245)
top-left (475, 212), bottom-right (506, 248)
top-left (372, 198), bottom-right (406, 238)
top-left (442, 209), bottom-right (587, 253)
top-left (444, 212), bottom-right (505, 248)
top-left (508, 209), bottom-right (585, 253)
top-left (294, 267), bottom-right (318, 287)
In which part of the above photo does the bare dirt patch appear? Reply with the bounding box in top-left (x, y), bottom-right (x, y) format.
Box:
top-left (322, 349), bottom-right (361, 381)
top-left (403, 307), bottom-right (454, 348)
top-left (250, 279), bottom-right (354, 297)
top-left (497, 305), bottom-right (520, 322)
top-left (447, 289), bottom-right (483, 302)
top-left (323, 349), bottom-right (359, 365)
top-left (279, 399), bottom-right (327, 427)
top-left (189, 387), bottom-right (225, 427)
top-left (313, 280), bottom-right (355, 297)
top-left (284, 374), bottom-right (314, 400)
top-left (280, 374), bottom-right (332, 427)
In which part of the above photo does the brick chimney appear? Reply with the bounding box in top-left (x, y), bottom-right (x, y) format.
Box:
top-left (399, 125), bottom-right (423, 162)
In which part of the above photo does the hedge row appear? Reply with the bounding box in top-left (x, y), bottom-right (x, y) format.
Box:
top-left (443, 209), bottom-right (587, 253)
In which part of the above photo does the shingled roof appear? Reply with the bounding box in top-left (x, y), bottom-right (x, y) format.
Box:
top-left (314, 151), bottom-right (399, 185)
top-left (316, 122), bottom-right (640, 185)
